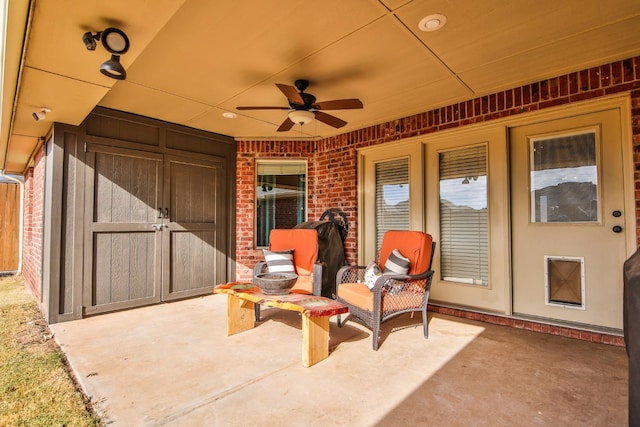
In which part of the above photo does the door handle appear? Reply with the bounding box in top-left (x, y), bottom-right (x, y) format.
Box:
top-left (164, 208), bottom-right (169, 219)
top-left (152, 223), bottom-right (164, 231)
top-left (157, 208), bottom-right (162, 219)
top-left (612, 225), bottom-right (623, 233)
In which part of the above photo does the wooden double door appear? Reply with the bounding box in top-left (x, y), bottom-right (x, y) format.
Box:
top-left (83, 144), bottom-right (227, 315)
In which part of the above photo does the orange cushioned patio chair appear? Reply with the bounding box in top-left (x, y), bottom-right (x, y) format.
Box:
top-left (253, 228), bottom-right (323, 320)
top-left (335, 230), bottom-right (435, 350)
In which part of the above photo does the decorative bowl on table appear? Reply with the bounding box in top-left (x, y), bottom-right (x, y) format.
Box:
top-left (254, 272), bottom-right (298, 295)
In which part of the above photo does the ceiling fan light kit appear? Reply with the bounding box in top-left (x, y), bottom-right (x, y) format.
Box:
top-left (288, 110), bottom-right (315, 125)
top-left (236, 79), bottom-right (363, 132)
top-left (82, 27), bottom-right (130, 80)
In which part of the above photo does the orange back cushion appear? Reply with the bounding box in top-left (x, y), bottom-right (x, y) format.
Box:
top-left (269, 229), bottom-right (319, 276)
top-left (378, 231), bottom-right (433, 275)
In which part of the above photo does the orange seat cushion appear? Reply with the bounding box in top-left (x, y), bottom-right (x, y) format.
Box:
top-left (337, 282), bottom-right (424, 312)
top-left (337, 282), bottom-right (374, 311)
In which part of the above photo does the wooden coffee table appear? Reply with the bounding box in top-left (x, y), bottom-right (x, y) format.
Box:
top-left (214, 282), bottom-right (348, 367)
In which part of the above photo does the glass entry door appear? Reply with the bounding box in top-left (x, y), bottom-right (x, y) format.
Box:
top-left (510, 109), bottom-right (630, 329)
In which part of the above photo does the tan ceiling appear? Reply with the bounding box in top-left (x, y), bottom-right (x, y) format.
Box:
top-left (2, 0), bottom-right (640, 174)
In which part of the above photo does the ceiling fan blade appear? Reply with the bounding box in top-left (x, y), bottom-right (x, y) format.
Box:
top-left (236, 106), bottom-right (290, 110)
top-left (276, 83), bottom-right (304, 105)
top-left (313, 98), bottom-right (363, 110)
top-left (315, 111), bottom-right (347, 128)
top-left (277, 117), bottom-right (295, 132)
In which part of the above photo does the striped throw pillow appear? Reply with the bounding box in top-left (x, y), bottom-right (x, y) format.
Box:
top-left (383, 248), bottom-right (410, 275)
top-left (263, 249), bottom-right (295, 273)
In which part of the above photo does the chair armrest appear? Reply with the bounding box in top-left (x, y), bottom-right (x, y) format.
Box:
top-left (370, 270), bottom-right (435, 293)
top-left (336, 265), bottom-right (367, 285)
top-left (384, 267), bottom-right (434, 282)
top-left (312, 262), bottom-right (324, 296)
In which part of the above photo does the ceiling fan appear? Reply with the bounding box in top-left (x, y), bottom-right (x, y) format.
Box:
top-left (236, 79), bottom-right (363, 132)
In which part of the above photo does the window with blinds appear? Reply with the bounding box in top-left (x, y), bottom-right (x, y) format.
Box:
top-left (375, 158), bottom-right (410, 251)
top-left (439, 146), bottom-right (488, 286)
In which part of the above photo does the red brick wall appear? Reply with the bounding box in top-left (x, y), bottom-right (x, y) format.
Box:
top-left (236, 141), bottom-right (316, 280)
top-left (236, 56), bottom-right (640, 281)
top-left (21, 146), bottom-right (45, 300)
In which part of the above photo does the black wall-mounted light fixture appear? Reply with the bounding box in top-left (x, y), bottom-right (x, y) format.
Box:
top-left (82, 27), bottom-right (130, 80)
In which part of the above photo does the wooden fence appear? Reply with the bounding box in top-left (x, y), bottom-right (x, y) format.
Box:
top-left (0, 183), bottom-right (20, 272)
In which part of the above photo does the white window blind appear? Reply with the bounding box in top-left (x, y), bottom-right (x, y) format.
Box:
top-left (375, 158), bottom-right (410, 251)
top-left (439, 146), bottom-right (488, 286)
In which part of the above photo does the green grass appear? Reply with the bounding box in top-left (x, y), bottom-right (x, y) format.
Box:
top-left (0, 276), bottom-right (102, 426)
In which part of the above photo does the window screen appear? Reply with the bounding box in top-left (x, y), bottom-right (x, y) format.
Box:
top-left (439, 146), bottom-right (488, 286)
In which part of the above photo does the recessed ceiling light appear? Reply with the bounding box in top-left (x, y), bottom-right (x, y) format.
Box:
top-left (418, 14), bottom-right (447, 32)
top-left (222, 112), bottom-right (237, 119)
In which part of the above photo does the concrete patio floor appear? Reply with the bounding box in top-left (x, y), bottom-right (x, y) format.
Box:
top-left (50, 294), bottom-right (629, 426)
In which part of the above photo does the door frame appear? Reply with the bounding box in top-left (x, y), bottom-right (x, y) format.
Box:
top-left (358, 139), bottom-right (425, 265)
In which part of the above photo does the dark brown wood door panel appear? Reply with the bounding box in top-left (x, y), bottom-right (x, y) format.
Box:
top-left (84, 145), bottom-right (163, 315)
top-left (83, 147), bottom-right (227, 314)
top-left (163, 155), bottom-right (227, 301)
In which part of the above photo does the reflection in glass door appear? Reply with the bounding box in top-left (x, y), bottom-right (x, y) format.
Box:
top-left (374, 157), bottom-right (410, 251)
top-left (438, 145), bottom-right (488, 286)
top-left (530, 132), bottom-right (598, 223)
